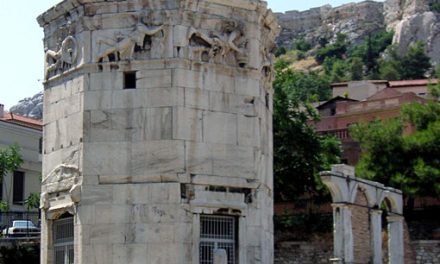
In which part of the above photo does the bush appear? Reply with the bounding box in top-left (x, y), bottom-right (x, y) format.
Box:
top-left (315, 33), bottom-right (348, 63)
top-left (0, 243), bottom-right (39, 264)
top-left (274, 212), bottom-right (333, 240)
top-left (430, 2), bottom-right (440, 12)
top-left (295, 37), bottom-right (312, 52)
top-left (275, 46), bottom-right (287, 57)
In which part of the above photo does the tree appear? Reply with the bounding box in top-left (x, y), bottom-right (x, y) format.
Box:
top-left (350, 30), bottom-right (394, 77)
top-left (273, 60), bottom-right (341, 201)
top-left (400, 41), bottom-right (432, 79)
top-left (350, 57), bottom-right (364, 81)
top-left (294, 36), bottom-right (311, 52)
top-left (350, 80), bottom-right (440, 198)
top-left (430, 2), bottom-right (440, 12)
top-left (0, 145), bottom-right (23, 212)
top-left (315, 33), bottom-right (348, 63)
top-left (379, 42), bottom-right (432, 80)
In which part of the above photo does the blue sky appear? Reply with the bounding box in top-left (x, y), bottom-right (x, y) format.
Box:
top-left (0, 0), bottom-right (382, 110)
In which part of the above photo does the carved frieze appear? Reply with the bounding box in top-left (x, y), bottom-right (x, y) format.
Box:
top-left (95, 18), bottom-right (164, 63)
top-left (45, 36), bottom-right (79, 80)
top-left (42, 164), bottom-right (81, 194)
top-left (188, 20), bottom-right (248, 67)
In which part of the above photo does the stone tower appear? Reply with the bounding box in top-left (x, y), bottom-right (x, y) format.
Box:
top-left (38, 0), bottom-right (278, 263)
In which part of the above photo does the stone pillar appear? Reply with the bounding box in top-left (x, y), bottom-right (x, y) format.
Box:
top-left (387, 215), bottom-right (404, 264)
top-left (370, 209), bottom-right (383, 264)
top-left (332, 203), bottom-right (354, 263)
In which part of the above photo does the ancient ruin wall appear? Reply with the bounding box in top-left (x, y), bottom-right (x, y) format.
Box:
top-left (275, 1), bottom-right (385, 48)
top-left (38, 0), bottom-right (278, 263)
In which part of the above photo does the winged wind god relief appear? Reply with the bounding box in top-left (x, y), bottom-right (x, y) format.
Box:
top-left (188, 20), bottom-right (248, 67)
top-left (45, 36), bottom-right (79, 80)
top-left (95, 17), bottom-right (164, 63)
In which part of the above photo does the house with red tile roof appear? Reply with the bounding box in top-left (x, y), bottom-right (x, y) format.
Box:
top-left (0, 103), bottom-right (42, 228)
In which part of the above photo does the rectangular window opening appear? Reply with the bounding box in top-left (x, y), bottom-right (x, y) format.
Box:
top-left (13, 171), bottom-right (24, 205)
top-left (53, 217), bottom-right (74, 264)
top-left (199, 215), bottom-right (238, 264)
top-left (124, 71), bottom-right (137, 89)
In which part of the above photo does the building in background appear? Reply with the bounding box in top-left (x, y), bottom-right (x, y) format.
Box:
top-left (0, 103), bottom-right (42, 228)
top-left (314, 80), bottom-right (432, 165)
top-left (331, 79), bottom-right (437, 101)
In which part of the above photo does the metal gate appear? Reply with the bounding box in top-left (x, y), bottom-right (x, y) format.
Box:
top-left (53, 217), bottom-right (74, 264)
top-left (199, 215), bottom-right (237, 264)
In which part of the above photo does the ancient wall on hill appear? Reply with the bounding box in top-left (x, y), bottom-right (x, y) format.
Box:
top-left (275, 1), bottom-right (385, 48)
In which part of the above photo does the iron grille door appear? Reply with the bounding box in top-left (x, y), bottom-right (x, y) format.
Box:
top-left (199, 215), bottom-right (237, 264)
top-left (53, 217), bottom-right (74, 264)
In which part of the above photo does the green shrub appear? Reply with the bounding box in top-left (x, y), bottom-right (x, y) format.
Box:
top-left (430, 2), bottom-right (440, 12)
top-left (0, 243), bottom-right (39, 264)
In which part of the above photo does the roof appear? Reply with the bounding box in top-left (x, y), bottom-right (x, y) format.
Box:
top-left (0, 112), bottom-right (43, 131)
top-left (316, 96), bottom-right (358, 109)
top-left (331, 80), bottom-right (388, 87)
top-left (366, 88), bottom-right (403, 101)
top-left (388, 79), bottom-right (438, 88)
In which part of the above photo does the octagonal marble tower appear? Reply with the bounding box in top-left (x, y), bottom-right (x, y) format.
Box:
top-left (38, 0), bottom-right (279, 263)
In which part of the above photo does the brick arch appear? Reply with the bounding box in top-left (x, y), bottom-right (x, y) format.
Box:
top-left (379, 190), bottom-right (403, 215)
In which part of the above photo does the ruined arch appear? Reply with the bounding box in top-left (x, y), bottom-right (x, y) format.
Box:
top-left (321, 165), bottom-right (404, 264)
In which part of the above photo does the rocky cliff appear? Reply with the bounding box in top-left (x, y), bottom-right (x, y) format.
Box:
top-left (9, 92), bottom-right (43, 120)
top-left (276, 0), bottom-right (440, 64)
top-left (386, 0), bottom-right (440, 64)
top-left (276, 1), bottom-right (385, 48)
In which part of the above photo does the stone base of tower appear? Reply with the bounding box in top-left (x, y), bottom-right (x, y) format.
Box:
top-left (41, 182), bottom-right (273, 264)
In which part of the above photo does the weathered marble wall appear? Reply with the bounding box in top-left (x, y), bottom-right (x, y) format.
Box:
top-left (38, 0), bottom-right (278, 263)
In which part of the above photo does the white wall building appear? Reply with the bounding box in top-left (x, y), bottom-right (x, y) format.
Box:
top-left (0, 103), bottom-right (42, 227)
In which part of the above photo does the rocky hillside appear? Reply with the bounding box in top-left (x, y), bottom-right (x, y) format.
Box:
top-left (276, 1), bottom-right (385, 48)
top-left (9, 92), bottom-right (43, 120)
top-left (386, 0), bottom-right (440, 65)
top-left (276, 0), bottom-right (440, 64)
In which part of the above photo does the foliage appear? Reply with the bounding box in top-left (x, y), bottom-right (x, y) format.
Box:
top-left (274, 46), bottom-right (287, 57)
top-left (350, 80), bottom-right (440, 198)
top-left (379, 42), bottom-right (432, 80)
top-left (0, 145), bottom-right (23, 212)
top-left (430, 2), bottom-right (440, 12)
top-left (294, 36), bottom-right (312, 52)
top-left (273, 61), bottom-right (341, 201)
top-left (315, 33), bottom-right (348, 63)
top-left (24, 193), bottom-right (40, 212)
top-left (400, 41), bottom-right (432, 79)
top-left (317, 31), bottom-right (393, 81)
top-left (0, 243), bottom-right (39, 264)
top-left (329, 59), bottom-right (349, 83)
top-left (350, 57), bottom-right (364, 81)
top-left (274, 212), bottom-right (333, 236)
top-left (349, 30), bottom-right (394, 77)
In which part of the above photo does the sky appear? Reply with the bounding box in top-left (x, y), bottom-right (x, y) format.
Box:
top-left (0, 0), bottom-right (382, 110)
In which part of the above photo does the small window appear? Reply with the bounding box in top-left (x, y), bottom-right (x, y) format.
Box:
top-left (124, 71), bottom-right (137, 89)
top-left (199, 215), bottom-right (237, 264)
top-left (39, 137), bottom-right (43, 154)
top-left (13, 171), bottom-right (24, 205)
top-left (53, 216), bottom-right (74, 264)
